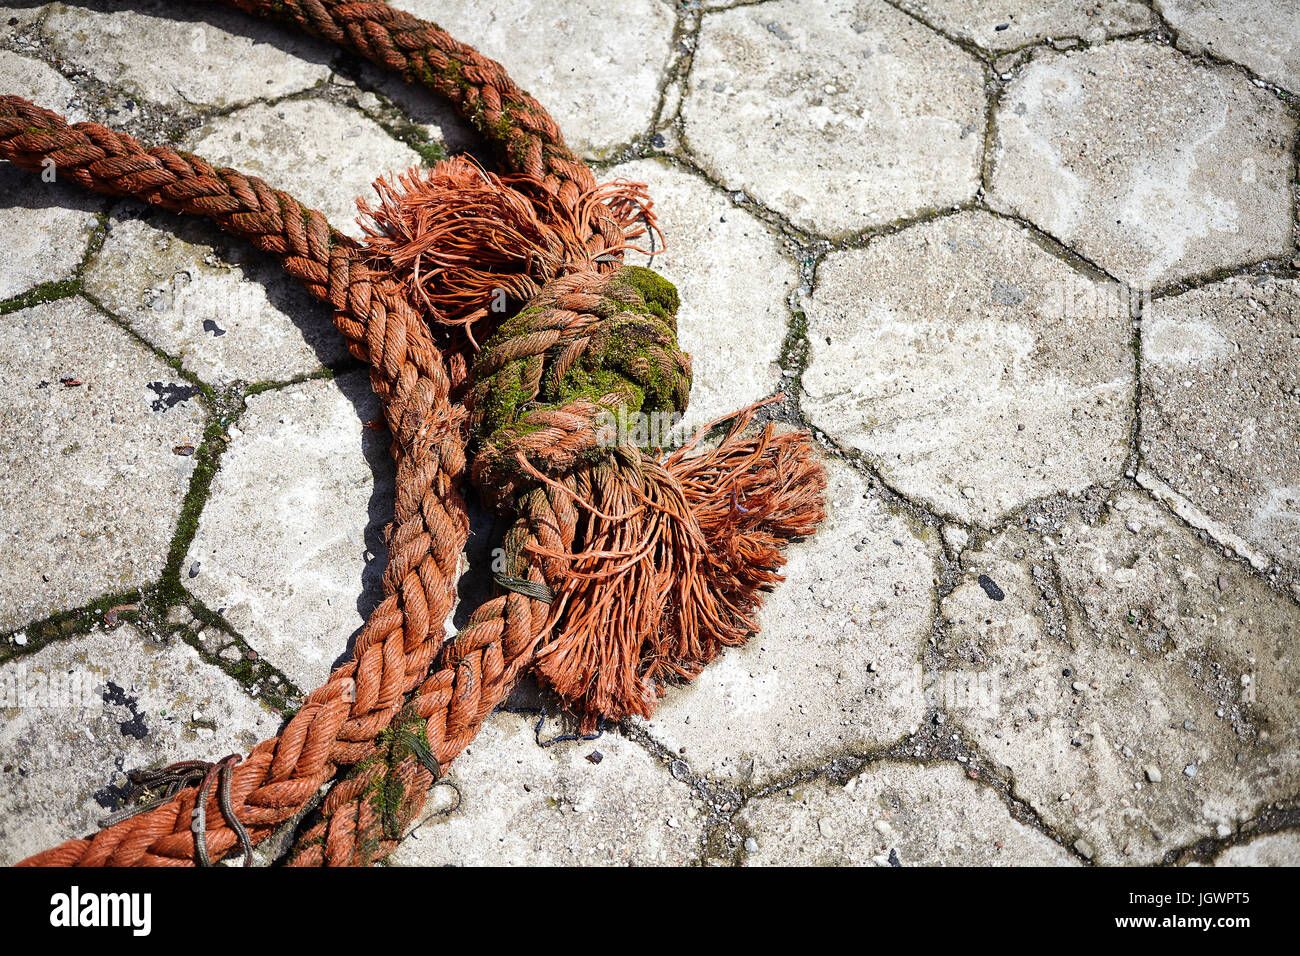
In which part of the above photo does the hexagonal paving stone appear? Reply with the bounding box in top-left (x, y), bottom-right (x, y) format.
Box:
top-left (390, 0), bottom-right (674, 158)
top-left (39, 0), bottom-right (332, 111)
top-left (1211, 831), bottom-right (1300, 866)
top-left (0, 625), bottom-right (278, 866)
top-left (1158, 0), bottom-right (1300, 92)
top-left (185, 371), bottom-right (393, 690)
top-left (187, 99), bottom-right (420, 239)
top-left (0, 47), bottom-right (85, 121)
top-left (0, 165), bottom-right (101, 304)
top-left (738, 762), bottom-right (1077, 866)
top-left (896, 0), bottom-right (1152, 51)
top-left (636, 454), bottom-right (936, 788)
top-left (84, 206), bottom-right (346, 386)
top-left (989, 41), bottom-right (1295, 288)
top-left (803, 211), bottom-right (1133, 528)
top-left (1141, 276), bottom-right (1300, 574)
top-left (0, 298), bottom-right (204, 631)
top-left (389, 712), bottom-right (704, 865)
top-left (0, 50), bottom-right (102, 302)
top-left (685, 0), bottom-right (985, 236)
top-left (605, 158), bottom-right (796, 430)
top-left (943, 492), bottom-right (1300, 864)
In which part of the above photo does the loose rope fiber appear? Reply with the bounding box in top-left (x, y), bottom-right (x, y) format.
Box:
top-left (0, 0), bottom-right (826, 867)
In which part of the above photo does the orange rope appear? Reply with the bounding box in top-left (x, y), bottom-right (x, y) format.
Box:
top-left (0, 0), bottom-right (826, 867)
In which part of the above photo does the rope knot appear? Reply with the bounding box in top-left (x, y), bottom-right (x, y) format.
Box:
top-left (468, 265), bottom-right (691, 509)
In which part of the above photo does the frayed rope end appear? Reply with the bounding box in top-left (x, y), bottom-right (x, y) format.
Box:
top-left (533, 405), bottom-right (826, 731)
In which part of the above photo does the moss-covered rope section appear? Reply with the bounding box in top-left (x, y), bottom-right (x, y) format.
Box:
top-left (467, 265), bottom-right (691, 510)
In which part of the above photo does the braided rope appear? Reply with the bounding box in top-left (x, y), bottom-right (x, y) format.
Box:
top-left (2, 0), bottom-right (826, 867)
top-left (0, 95), bottom-right (483, 865)
top-left (207, 0), bottom-right (605, 201)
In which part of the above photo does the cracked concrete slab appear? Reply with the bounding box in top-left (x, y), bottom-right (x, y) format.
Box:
top-left (1141, 276), bottom-right (1300, 575)
top-left (1158, 0), bottom-right (1300, 92)
top-left (738, 761), bottom-right (1078, 865)
top-left (184, 371), bottom-right (393, 690)
top-left (0, 49), bottom-right (100, 302)
top-left (943, 492), bottom-right (1300, 864)
top-left (636, 454), bottom-right (936, 788)
top-left (897, 0), bottom-right (1153, 51)
top-left (0, 47), bottom-right (85, 122)
top-left (989, 40), bottom-right (1296, 287)
top-left (38, 0), bottom-right (333, 111)
top-left (389, 712), bottom-right (704, 865)
top-left (0, 298), bottom-right (204, 631)
top-left (685, 0), bottom-right (986, 236)
top-left (607, 157), bottom-right (796, 430)
top-left (0, 624), bottom-right (278, 866)
top-left (187, 99), bottom-right (421, 239)
top-left (389, 0), bottom-right (674, 158)
top-left (803, 211), bottom-right (1133, 528)
top-left (84, 206), bottom-right (346, 386)
top-left (0, 163), bottom-right (100, 302)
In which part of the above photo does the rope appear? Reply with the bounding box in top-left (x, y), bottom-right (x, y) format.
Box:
top-left (205, 0), bottom-right (604, 200)
top-left (0, 0), bottom-right (827, 867)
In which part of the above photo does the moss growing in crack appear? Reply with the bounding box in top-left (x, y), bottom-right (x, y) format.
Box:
top-left (0, 277), bottom-right (83, 315)
top-left (369, 111), bottom-right (446, 167)
top-left (152, 388), bottom-right (243, 612)
top-left (0, 588), bottom-right (143, 664)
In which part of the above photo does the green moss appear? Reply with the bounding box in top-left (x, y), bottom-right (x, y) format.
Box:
top-left (474, 363), bottom-right (536, 439)
top-left (552, 365), bottom-right (645, 414)
top-left (154, 411), bottom-right (233, 610)
top-left (326, 713), bottom-right (434, 842)
top-left (552, 317), bottom-right (687, 416)
top-left (0, 588), bottom-right (143, 664)
top-left (0, 276), bottom-right (83, 315)
top-left (472, 267), bottom-right (690, 458)
top-left (612, 266), bottom-right (681, 319)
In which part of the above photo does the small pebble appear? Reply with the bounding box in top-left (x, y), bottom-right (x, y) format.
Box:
top-left (1184, 764), bottom-right (1197, 778)
top-left (743, 837), bottom-right (759, 853)
top-left (1145, 766), bottom-right (1162, 783)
